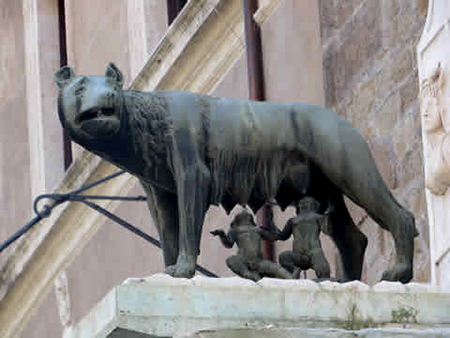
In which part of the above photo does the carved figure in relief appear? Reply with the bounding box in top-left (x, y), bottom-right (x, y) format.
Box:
top-left (211, 210), bottom-right (292, 281)
top-left (420, 65), bottom-right (450, 195)
top-left (54, 63), bottom-right (417, 282)
top-left (275, 197), bottom-right (331, 279)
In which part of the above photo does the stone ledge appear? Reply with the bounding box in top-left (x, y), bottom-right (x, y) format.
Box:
top-left (185, 327), bottom-right (450, 338)
top-left (64, 274), bottom-right (450, 338)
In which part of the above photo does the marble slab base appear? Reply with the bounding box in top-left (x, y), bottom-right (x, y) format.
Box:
top-left (64, 274), bottom-right (450, 338)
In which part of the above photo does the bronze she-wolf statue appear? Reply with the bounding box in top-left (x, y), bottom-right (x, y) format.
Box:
top-left (54, 63), bottom-right (417, 282)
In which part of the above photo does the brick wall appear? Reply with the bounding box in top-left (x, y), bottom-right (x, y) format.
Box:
top-left (318, 0), bottom-right (430, 283)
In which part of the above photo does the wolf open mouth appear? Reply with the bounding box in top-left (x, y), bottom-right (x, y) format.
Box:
top-left (76, 107), bottom-right (115, 125)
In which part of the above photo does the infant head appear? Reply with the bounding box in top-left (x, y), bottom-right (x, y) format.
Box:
top-left (296, 197), bottom-right (321, 213)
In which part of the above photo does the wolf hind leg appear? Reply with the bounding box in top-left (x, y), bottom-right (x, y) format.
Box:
top-left (327, 192), bottom-right (367, 281)
top-left (325, 141), bottom-right (416, 283)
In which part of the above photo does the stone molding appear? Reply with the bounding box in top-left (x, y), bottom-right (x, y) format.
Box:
top-left (417, 0), bottom-right (450, 288)
top-left (65, 275), bottom-right (450, 338)
top-left (0, 1), bottom-right (285, 337)
top-left (419, 65), bottom-right (450, 195)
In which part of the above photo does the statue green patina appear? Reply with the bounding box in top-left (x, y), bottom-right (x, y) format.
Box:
top-left (54, 63), bottom-right (417, 282)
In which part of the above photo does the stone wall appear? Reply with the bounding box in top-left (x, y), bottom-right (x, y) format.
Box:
top-left (0, 2), bottom-right (63, 337)
top-left (318, 0), bottom-right (430, 283)
top-left (0, 0), bottom-right (31, 270)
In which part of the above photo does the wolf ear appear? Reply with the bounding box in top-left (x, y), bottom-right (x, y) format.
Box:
top-left (54, 66), bottom-right (75, 89)
top-left (105, 62), bottom-right (124, 88)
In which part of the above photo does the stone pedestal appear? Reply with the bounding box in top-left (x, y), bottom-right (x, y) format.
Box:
top-left (417, 0), bottom-right (450, 289)
top-left (64, 275), bottom-right (450, 338)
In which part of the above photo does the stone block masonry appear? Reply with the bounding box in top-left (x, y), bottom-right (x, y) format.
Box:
top-left (318, 0), bottom-right (430, 284)
top-left (65, 275), bottom-right (450, 338)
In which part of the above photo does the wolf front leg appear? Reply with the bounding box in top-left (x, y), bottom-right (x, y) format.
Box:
top-left (166, 134), bottom-right (211, 278)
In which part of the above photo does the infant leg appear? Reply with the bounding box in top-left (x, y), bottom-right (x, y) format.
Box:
top-left (226, 255), bottom-right (261, 281)
top-left (278, 251), bottom-right (295, 273)
top-left (257, 260), bottom-right (293, 279)
top-left (310, 247), bottom-right (331, 278)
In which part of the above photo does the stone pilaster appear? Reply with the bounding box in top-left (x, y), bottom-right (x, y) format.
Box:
top-left (417, 0), bottom-right (450, 288)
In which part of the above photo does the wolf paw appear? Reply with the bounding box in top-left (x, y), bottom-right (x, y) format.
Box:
top-left (381, 263), bottom-right (412, 284)
top-left (165, 261), bottom-right (196, 278)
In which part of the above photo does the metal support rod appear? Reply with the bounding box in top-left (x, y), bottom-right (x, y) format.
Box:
top-left (57, 0), bottom-right (73, 169)
top-left (0, 169), bottom-right (218, 277)
top-left (82, 200), bottom-right (218, 277)
top-left (242, 0), bottom-right (273, 261)
top-left (166, 0), bottom-right (188, 25)
top-left (0, 215), bottom-right (43, 254)
top-left (243, 0), bottom-right (266, 101)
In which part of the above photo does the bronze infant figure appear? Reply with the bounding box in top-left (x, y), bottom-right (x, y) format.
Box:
top-left (211, 210), bottom-right (292, 281)
top-left (276, 197), bottom-right (330, 279)
top-left (54, 63), bottom-right (417, 282)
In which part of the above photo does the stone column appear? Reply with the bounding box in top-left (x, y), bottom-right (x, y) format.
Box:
top-left (22, 0), bottom-right (65, 196)
top-left (417, 0), bottom-right (450, 289)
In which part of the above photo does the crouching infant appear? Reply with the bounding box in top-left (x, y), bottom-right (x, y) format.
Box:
top-left (211, 210), bottom-right (292, 281)
top-left (276, 197), bottom-right (331, 279)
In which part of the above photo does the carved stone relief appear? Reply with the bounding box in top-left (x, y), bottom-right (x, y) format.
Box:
top-left (420, 65), bottom-right (450, 195)
top-left (417, 0), bottom-right (450, 287)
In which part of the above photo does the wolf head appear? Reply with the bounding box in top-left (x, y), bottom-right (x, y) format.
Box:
top-left (54, 63), bottom-right (124, 144)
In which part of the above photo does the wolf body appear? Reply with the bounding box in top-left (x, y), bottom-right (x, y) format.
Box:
top-left (54, 63), bottom-right (416, 282)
